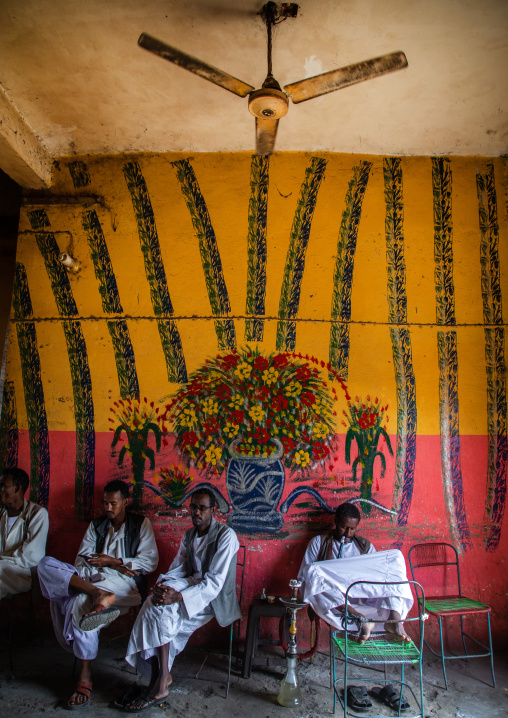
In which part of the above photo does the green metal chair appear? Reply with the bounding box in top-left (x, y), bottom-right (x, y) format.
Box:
top-left (194, 544), bottom-right (246, 698)
top-left (332, 579), bottom-right (426, 718)
top-left (408, 542), bottom-right (495, 689)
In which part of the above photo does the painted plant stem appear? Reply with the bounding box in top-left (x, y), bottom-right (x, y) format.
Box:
top-left (79, 206), bottom-right (140, 400)
top-left (329, 161), bottom-right (372, 380)
top-left (245, 155), bottom-right (269, 342)
top-left (432, 159), bottom-right (471, 551)
top-left (383, 158), bottom-right (417, 531)
top-left (172, 159), bottom-right (236, 351)
top-left (0, 381), bottom-right (18, 470)
top-left (476, 163), bottom-right (507, 551)
top-left (277, 156), bottom-right (327, 351)
top-left (27, 210), bottom-right (95, 520)
top-left (123, 161), bottom-right (187, 382)
top-left (12, 263), bottom-right (50, 506)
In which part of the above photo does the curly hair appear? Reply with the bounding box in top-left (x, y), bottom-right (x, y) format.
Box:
top-left (335, 501), bottom-right (361, 523)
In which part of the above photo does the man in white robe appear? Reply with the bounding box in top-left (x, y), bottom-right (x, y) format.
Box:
top-left (123, 488), bottom-right (241, 712)
top-left (298, 502), bottom-right (413, 643)
top-left (38, 479), bottom-right (158, 709)
top-left (0, 467), bottom-right (49, 598)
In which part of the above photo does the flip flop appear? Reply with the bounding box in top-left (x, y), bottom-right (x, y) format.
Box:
top-left (370, 684), bottom-right (410, 711)
top-left (342, 685), bottom-right (372, 711)
top-left (79, 604), bottom-right (120, 632)
top-left (121, 693), bottom-right (169, 713)
top-left (67, 680), bottom-right (92, 710)
top-left (113, 686), bottom-right (147, 709)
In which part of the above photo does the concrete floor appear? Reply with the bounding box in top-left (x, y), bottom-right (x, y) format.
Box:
top-left (0, 630), bottom-right (507, 718)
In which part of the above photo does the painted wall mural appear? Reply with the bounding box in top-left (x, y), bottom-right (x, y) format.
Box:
top-left (1, 152), bottom-right (507, 642)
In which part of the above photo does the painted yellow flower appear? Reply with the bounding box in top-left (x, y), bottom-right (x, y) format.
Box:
top-left (262, 367), bottom-right (279, 385)
top-left (312, 422), bottom-right (329, 438)
top-left (228, 394), bottom-right (243, 409)
top-left (285, 381), bottom-right (302, 397)
top-left (202, 398), bottom-right (219, 415)
top-left (181, 408), bottom-right (197, 427)
top-left (234, 362), bottom-right (253, 379)
top-left (294, 450), bottom-right (310, 467)
top-left (249, 405), bottom-right (265, 422)
top-left (205, 445), bottom-right (222, 465)
top-left (224, 422), bottom-right (239, 438)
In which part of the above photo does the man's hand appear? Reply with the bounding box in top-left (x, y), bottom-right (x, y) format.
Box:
top-left (152, 583), bottom-right (182, 606)
top-left (116, 564), bottom-right (139, 578)
top-left (87, 553), bottom-right (122, 568)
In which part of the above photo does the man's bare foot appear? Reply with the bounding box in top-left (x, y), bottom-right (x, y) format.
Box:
top-left (84, 588), bottom-right (116, 615)
top-left (385, 610), bottom-right (411, 642)
top-left (357, 621), bottom-right (375, 644)
top-left (67, 680), bottom-right (92, 708)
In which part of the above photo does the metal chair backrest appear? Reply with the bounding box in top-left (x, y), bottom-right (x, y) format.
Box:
top-left (408, 542), bottom-right (462, 597)
top-left (236, 545), bottom-right (247, 608)
top-left (343, 579), bottom-right (426, 654)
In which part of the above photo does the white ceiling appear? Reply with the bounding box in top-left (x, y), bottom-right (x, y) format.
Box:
top-left (1, 0), bottom-right (507, 187)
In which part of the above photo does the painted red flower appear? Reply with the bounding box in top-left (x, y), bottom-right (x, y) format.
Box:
top-left (273, 354), bottom-right (289, 369)
top-left (230, 409), bottom-right (245, 424)
top-left (255, 385), bottom-right (271, 401)
top-left (221, 353), bottom-right (239, 369)
top-left (216, 383), bottom-right (231, 401)
top-left (301, 391), bottom-right (316, 407)
top-left (253, 426), bottom-right (270, 444)
top-left (271, 395), bottom-right (288, 411)
top-left (281, 437), bottom-right (296, 454)
top-left (203, 418), bottom-right (219, 434)
top-left (253, 356), bottom-right (269, 372)
top-left (312, 441), bottom-right (330, 460)
top-left (181, 431), bottom-right (198, 448)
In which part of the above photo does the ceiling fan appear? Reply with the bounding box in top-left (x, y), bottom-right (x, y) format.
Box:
top-left (138, 2), bottom-right (408, 156)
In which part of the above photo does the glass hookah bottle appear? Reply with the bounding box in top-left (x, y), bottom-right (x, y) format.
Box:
top-left (277, 579), bottom-right (307, 707)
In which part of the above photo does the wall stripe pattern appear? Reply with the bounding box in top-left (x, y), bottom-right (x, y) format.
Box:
top-left (277, 156), bottom-right (327, 351)
top-left (27, 210), bottom-right (95, 520)
top-left (123, 161), bottom-right (188, 382)
top-left (171, 159), bottom-right (236, 351)
top-left (476, 162), bottom-right (507, 552)
top-left (383, 158), bottom-right (417, 530)
top-left (0, 381), bottom-right (18, 470)
top-left (329, 161), bottom-right (372, 379)
top-left (432, 158), bottom-right (471, 551)
top-left (68, 161), bottom-right (91, 189)
top-left (12, 263), bottom-right (50, 506)
top-left (245, 155), bottom-right (269, 342)
top-left (80, 206), bottom-right (140, 399)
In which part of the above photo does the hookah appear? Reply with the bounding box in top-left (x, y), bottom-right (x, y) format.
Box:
top-left (277, 578), bottom-right (307, 707)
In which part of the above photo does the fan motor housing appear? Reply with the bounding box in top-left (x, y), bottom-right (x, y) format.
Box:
top-left (248, 88), bottom-right (289, 119)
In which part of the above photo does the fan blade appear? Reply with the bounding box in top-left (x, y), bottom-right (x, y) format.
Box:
top-left (138, 33), bottom-right (255, 98)
top-left (256, 117), bottom-right (279, 156)
top-left (284, 51), bottom-right (408, 104)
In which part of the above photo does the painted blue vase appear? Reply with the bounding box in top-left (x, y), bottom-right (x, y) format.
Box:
top-left (225, 438), bottom-right (285, 534)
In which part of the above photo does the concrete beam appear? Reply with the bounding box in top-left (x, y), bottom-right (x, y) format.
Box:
top-left (0, 85), bottom-right (53, 189)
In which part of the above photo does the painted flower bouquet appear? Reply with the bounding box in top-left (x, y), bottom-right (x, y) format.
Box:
top-left (167, 347), bottom-right (348, 476)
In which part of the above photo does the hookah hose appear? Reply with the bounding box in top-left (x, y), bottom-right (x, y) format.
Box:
top-left (278, 610), bottom-right (321, 660)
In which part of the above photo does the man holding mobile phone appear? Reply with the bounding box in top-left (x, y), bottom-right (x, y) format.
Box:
top-left (38, 480), bottom-right (158, 709)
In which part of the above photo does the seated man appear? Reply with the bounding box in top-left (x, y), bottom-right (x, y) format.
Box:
top-left (0, 467), bottom-right (49, 598)
top-left (123, 488), bottom-right (241, 712)
top-left (38, 479), bottom-right (158, 710)
top-left (298, 501), bottom-right (413, 643)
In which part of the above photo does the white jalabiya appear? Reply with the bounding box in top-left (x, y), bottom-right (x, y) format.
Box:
top-left (0, 499), bottom-right (49, 599)
top-left (126, 524), bottom-right (239, 677)
top-left (38, 517), bottom-right (158, 661)
top-left (298, 536), bottom-right (413, 630)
